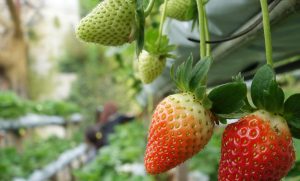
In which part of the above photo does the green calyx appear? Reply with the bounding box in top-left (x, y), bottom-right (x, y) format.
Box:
top-left (170, 55), bottom-right (249, 115)
top-left (227, 64), bottom-right (300, 139)
top-left (170, 55), bottom-right (211, 102)
top-left (208, 74), bottom-right (247, 116)
top-left (217, 65), bottom-right (285, 119)
top-left (283, 94), bottom-right (300, 139)
top-left (251, 65), bottom-right (284, 113)
top-left (206, 73), bottom-right (248, 125)
top-left (144, 29), bottom-right (176, 59)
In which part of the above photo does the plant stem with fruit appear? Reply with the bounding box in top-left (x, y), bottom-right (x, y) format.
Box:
top-left (204, 11), bottom-right (211, 57)
top-left (157, 0), bottom-right (168, 51)
top-left (196, 0), bottom-right (206, 59)
top-left (144, 0), bottom-right (156, 17)
top-left (260, 0), bottom-right (273, 67)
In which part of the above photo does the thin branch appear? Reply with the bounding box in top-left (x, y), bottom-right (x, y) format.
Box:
top-left (5, 0), bottom-right (23, 38)
top-left (144, 0), bottom-right (156, 17)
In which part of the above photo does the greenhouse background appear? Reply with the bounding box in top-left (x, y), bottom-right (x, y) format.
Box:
top-left (0, 0), bottom-right (300, 181)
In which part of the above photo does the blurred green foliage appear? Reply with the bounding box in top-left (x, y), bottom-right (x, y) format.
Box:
top-left (0, 135), bottom-right (81, 180)
top-left (286, 139), bottom-right (300, 178)
top-left (59, 33), bottom-right (142, 121)
top-left (29, 100), bottom-right (80, 117)
top-left (0, 92), bottom-right (29, 119)
top-left (0, 92), bottom-right (80, 119)
top-left (75, 121), bottom-right (154, 181)
top-left (188, 127), bottom-right (223, 181)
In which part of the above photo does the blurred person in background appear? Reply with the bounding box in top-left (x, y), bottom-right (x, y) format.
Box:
top-left (85, 102), bottom-right (135, 150)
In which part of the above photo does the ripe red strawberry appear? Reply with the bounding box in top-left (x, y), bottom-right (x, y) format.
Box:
top-left (143, 56), bottom-right (219, 174)
top-left (218, 110), bottom-right (295, 181)
top-left (144, 93), bottom-right (215, 174)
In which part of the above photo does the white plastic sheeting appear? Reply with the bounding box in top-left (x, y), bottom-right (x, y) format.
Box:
top-left (137, 0), bottom-right (300, 106)
top-left (0, 113), bottom-right (82, 130)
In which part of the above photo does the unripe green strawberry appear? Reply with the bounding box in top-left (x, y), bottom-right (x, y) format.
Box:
top-left (163, 0), bottom-right (197, 21)
top-left (218, 110), bottom-right (295, 181)
top-left (145, 93), bottom-right (215, 174)
top-left (138, 50), bottom-right (166, 84)
top-left (76, 0), bottom-right (136, 46)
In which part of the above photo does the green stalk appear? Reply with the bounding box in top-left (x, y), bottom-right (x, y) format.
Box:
top-left (204, 10), bottom-right (211, 56)
top-left (157, 0), bottom-right (168, 50)
top-left (260, 0), bottom-right (273, 67)
top-left (274, 55), bottom-right (300, 68)
top-left (196, 0), bottom-right (206, 59)
top-left (144, 0), bottom-right (156, 17)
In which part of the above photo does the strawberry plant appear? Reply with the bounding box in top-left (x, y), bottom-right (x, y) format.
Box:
top-left (144, 0), bottom-right (247, 175)
top-left (218, 0), bottom-right (300, 180)
top-left (75, 0), bottom-right (300, 179)
top-left (137, 1), bottom-right (176, 84)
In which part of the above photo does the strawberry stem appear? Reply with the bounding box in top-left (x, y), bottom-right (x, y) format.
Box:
top-left (204, 11), bottom-right (211, 57)
top-left (157, 0), bottom-right (168, 51)
top-left (196, 0), bottom-right (206, 59)
top-left (260, 0), bottom-right (273, 67)
top-left (144, 0), bottom-right (156, 17)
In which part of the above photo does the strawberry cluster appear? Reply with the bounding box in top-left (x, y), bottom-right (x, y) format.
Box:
top-left (75, 0), bottom-right (299, 180)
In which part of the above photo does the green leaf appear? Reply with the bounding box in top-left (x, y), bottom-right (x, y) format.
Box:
top-left (135, 0), bottom-right (145, 56)
top-left (202, 96), bottom-right (212, 110)
top-left (180, 55), bottom-right (193, 90)
top-left (208, 81), bottom-right (247, 114)
top-left (241, 97), bottom-right (255, 113)
top-left (219, 118), bottom-right (227, 124)
top-left (194, 86), bottom-right (206, 100)
top-left (287, 161), bottom-right (300, 176)
top-left (216, 97), bottom-right (254, 119)
top-left (288, 124), bottom-right (300, 139)
top-left (284, 94), bottom-right (300, 131)
top-left (251, 65), bottom-right (284, 113)
top-left (217, 112), bottom-right (249, 119)
top-left (171, 56), bottom-right (211, 96)
top-left (172, 55), bottom-right (193, 91)
top-left (189, 57), bottom-right (212, 90)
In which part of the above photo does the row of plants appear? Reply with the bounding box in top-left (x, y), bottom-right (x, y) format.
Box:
top-left (74, 120), bottom-right (154, 181)
top-left (73, 119), bottom-right (300, 180)
top-left (0, 132), bottom-right (82, 181)
top-left (0, 91), bottom-right (80, 119)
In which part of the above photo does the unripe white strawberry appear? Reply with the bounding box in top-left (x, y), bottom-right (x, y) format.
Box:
top-left (76, 0), bottom-right (136, 46)
top-left (163, 0), bottom-right (197, 21)
top-left (138, 50), bottom-right (166, 84)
